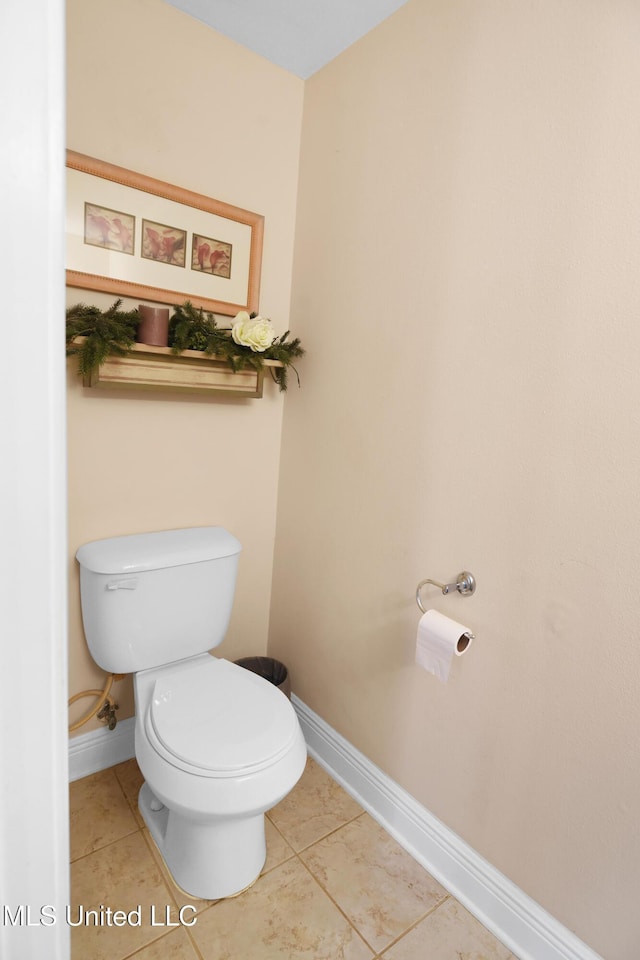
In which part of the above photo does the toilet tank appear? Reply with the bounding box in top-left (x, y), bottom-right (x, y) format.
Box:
top-left (76, 527), bottom-right (241, 673)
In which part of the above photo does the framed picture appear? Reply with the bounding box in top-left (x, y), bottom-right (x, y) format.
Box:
top-left (141, 219), bottom-right (186, 268)
top-left (191, 234), bottom-right (232, 278)
top-left (66, 151), bottom-right (264, 316)
top-left (84, 203), bottom-right (135, 255)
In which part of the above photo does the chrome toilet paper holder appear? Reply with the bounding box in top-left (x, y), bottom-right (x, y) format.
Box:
top-left (416, 571), bottom-right (476, 613)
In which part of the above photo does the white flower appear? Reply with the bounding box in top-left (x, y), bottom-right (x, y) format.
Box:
top-left (231, 312), bottom-right (276, 352)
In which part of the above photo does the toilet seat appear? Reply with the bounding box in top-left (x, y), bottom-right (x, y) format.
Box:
top-left (146, 658), bottom-right (298, 778)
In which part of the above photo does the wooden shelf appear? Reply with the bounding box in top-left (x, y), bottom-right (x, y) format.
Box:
top-left (81, 342), bottom-right (282, 398)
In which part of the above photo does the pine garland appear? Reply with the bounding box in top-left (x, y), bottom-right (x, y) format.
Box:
top-left (66, 299), bottom-right (139, 376)
top-left (169, 301), bottom-right (304, 392)
top-left (65, 299), bottom-right (304, 391)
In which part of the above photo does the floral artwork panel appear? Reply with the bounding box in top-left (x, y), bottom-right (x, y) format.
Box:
top-left (191, 234), bottom-right (232, 279)
top-left (67, 151), bottom-right (263, 316)
top-left (141, 219), bottom-right (186, 268)
top-left (84, 203), bottom-right (135, 255)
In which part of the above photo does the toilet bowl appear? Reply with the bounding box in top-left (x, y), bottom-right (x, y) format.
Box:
top-left (75, 526), bottom-right (307, 900)
top-left (134, 654), bottom-right (307, 898)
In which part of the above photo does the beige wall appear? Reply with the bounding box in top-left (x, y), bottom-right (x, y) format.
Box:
top-left (66, 0), bottom-right (304, 729)
top-left (67, 0), bottom-right (640, 955)
top-left (269, 2), bottom-right (640, 958)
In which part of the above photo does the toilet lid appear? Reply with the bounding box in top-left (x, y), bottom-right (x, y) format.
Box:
top-left (148, 658), bottom-right (297, 774)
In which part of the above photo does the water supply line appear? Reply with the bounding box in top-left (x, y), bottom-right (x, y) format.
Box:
top-left (68, 673), bottom-right (124, 732)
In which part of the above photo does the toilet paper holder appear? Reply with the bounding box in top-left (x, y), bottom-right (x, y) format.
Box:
top-left (416, 572), bottom-right (476, 613)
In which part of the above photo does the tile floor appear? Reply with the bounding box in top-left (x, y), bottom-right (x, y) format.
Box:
top-left (70, 755), bottom-right (517, 960)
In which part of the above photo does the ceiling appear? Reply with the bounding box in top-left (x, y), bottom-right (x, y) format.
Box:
top-left (164, 0), bottom-right (411, 79)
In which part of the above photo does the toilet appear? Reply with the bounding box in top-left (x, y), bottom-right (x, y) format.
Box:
top-left (76, 526), bottom-right (307, 900)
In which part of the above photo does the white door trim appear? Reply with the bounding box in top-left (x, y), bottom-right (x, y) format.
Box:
top-left (0, 2), bottom-right (69, 958)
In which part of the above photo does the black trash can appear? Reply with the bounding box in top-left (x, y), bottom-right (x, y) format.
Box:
top-left (234, 657), bottom-right (291, 700)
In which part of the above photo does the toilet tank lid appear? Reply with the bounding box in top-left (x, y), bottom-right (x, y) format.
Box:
top-left (76, 526), bottom-right (241, 574)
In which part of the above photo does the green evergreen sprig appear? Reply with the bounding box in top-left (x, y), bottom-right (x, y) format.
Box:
top-left (66, 299), bottom-right (139, 376)
top-left (262, 329), bottom-right (304, 392)
top-left (169, 301), bottom-right (304, 392)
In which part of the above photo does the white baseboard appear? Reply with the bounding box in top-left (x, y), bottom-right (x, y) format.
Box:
top-left (68, 717), bottom-right (136, 782)
top-left (291, 695), bottom-right (603, 960)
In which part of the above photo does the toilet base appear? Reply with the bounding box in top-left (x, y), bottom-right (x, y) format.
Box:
top-left (139, 782), bottom-right (267, 900)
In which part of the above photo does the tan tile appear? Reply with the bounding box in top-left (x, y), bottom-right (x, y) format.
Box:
top-left (382, 898), bottom-right (517, 959)
top-left (70, 831), bottom-right (180, 960)
top-left (267, 756), bottom-right (363, 851)
top-left (113, 757), bottom-right (145, 826)
top-left (263, 816), bottom-right (296, 874)
top-left (70, 768), bottom-right (139, 861)
top-left (300, 813), bottom-right (447, 954)
top-left (126, 927), bottom-right (201, 960)
top-left (112, 757), bottom-right (144, 807)
top-left (113, 758), bottom-right (144, 802)
top-left (190, 858), bottom-right (374, 960)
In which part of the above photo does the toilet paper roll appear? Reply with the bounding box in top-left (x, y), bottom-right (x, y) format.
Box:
top-left (415, 609), bottom-right (474, 682)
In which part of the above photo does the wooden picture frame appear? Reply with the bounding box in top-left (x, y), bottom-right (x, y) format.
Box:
top-left (66, 150), bottom-right (264, 317)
